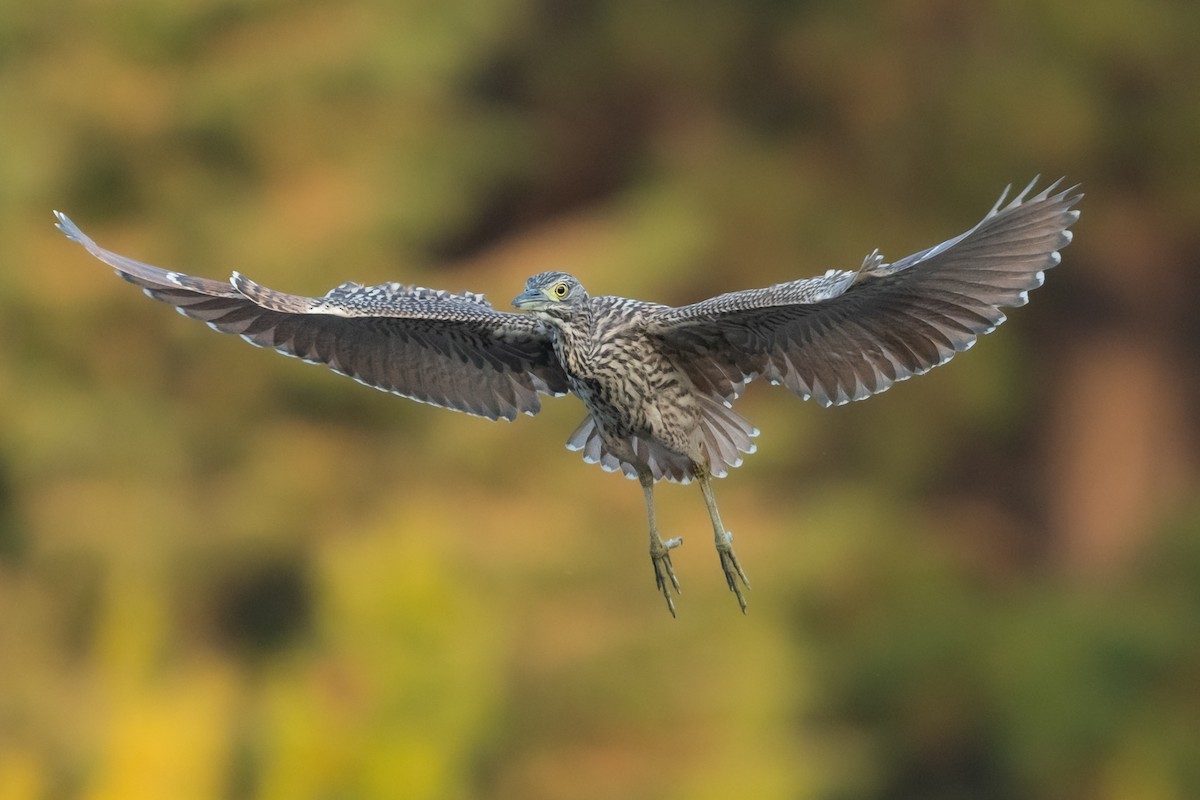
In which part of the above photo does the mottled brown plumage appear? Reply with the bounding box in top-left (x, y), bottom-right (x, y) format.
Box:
top-left (56, 178), bottom-right (1081, 615)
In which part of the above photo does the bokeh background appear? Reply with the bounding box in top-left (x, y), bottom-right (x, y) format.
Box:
top-left (3, 2), bottom-right (1199, 798)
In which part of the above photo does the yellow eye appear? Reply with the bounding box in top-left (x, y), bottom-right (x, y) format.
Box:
top-left (552, 282), bottom-right (568, 298)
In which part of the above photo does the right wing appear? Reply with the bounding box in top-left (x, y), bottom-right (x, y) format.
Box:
top-left (55, 212), bottom-right (569, 421)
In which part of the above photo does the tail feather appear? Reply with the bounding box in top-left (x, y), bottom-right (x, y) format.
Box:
top-left (565, 396), bottom-right (759, 483)
top-left (696, 395), bottom-right (758, 477)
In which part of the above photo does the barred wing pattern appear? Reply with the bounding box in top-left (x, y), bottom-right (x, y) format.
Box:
top-left (54, 213), bottom-right (569, 421)
top-left (649, 179), bottom-right (1081, 406)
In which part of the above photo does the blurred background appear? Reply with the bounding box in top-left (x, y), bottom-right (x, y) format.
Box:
top-left (2, 1), bottom-right (1199, 798)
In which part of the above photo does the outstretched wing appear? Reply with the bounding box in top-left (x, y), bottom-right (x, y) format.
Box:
top-left (647, 179), bottom-right (1081, 406)
top-left (55, 212), bottom-right (569, 421)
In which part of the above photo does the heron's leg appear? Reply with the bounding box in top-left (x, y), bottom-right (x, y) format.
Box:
top-left (695, 467), bottom-right (750, 613)
top-left (641, 472), bottom-right (682, 616)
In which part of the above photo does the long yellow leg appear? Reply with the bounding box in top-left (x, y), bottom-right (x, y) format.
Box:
top-left (641, 473), bottom-right (682, 616)
top-left (695, 467), bottom-right (750, 613)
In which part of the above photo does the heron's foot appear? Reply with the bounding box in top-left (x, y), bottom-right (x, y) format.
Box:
top-left (716, 530), bottom-right (750, 613)
top-left (650, 535), bottom-right (683, 616)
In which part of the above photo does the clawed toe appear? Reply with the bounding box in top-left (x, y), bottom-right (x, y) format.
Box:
top-left (650, 536), bottom-right (682, 616)
top-left (716, 531), bottom-right (750, 613)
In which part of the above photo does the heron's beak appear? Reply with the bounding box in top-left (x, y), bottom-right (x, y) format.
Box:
top-left (512, 288), bottom-right (546, 310)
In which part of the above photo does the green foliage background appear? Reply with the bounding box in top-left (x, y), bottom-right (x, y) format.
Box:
top-left (2, 1), bottom-right (1199, 798)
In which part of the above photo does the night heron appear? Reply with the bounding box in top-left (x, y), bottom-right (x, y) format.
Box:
top-left (55, 178), bottom-right (1080, 615)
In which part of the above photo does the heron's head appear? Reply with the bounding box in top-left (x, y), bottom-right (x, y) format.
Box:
top-left (512, 271), bottom-right (589, 319)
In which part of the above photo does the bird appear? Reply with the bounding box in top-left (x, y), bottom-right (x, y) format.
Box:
top-left (55, 178), bottom-right (1080, 615)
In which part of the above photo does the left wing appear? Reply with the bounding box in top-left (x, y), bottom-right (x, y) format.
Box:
top-left (646, 179), bottom-right (1081, 406)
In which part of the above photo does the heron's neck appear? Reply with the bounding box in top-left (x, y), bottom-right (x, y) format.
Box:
top-left (535, 305), bottom-right (594, 369)
top-left (532, 304), bottom-right (590, 334)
